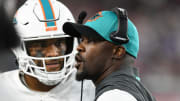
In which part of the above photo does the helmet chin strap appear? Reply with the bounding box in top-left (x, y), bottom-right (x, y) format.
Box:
top-left (34, 69), bottom-right (63, 86)
top-left (38, 78), bottom-right (61, 86)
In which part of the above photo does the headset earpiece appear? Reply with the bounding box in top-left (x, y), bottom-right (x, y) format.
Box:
top-left (77, 11), bottom-right (87, 24)
top-left (77, 11), bottom-right (87, 44)
top-left (110, 7), bottom-right (129, 44)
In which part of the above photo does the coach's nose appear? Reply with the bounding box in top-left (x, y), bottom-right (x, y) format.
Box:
top-left (77, 41), bottom-right (86, 53)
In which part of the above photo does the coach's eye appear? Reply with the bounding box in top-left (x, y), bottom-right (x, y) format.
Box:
top-left (79, 38), bottom-right (83, 42)
top-left (87, 38), bottom-right (94, 43)
top-left (81, 37), bottom-right (86, 42)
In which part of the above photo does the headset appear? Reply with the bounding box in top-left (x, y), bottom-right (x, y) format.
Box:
top-left (78, 7), bottom-right (129, 44)
top-left (110, 7), bottom-right (129, 44)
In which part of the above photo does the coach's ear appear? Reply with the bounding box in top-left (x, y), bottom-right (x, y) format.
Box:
top-left (112, 46), bottom-right (125, 60)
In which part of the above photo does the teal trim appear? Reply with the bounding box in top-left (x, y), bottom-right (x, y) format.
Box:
top-left (40, 0), bottom-right (55, 27)
top-left (85, 11), bottom-right (139, 58)
top-left (47, 22), bottom-right (55, 26)
top-left (13, 18), bottom-right (17, 24)
top-left (136, 76), bottom-right (141, 81)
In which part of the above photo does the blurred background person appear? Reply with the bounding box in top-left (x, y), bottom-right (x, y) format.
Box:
top-left (0, 1), bottom-right (20, 72)
top-left (2, 0), bottom-right (180, 101)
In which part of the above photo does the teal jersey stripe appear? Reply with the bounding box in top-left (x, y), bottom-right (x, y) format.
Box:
top-left (40, 0), bottom-right (55, 27)
top-left (47, 22), bottom-right (55, 26)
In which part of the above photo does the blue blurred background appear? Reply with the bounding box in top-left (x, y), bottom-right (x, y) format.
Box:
top-left (1, 0), bottom-right (180, 100)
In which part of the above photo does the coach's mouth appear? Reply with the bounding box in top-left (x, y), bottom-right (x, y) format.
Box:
top-left (75, 54), bottom-right (83, 70)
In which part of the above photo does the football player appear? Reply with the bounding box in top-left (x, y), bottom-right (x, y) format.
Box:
top-left (0, 0), bottom-right (95, 101)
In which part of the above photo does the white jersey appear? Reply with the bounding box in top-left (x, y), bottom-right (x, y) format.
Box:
top-left (0, 69), bottom-right (95, 101)
top-left (97, 89), bottom-right (137, 101)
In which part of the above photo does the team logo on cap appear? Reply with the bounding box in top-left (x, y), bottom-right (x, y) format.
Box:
top-left (87, 12), bottom-right (103, 22)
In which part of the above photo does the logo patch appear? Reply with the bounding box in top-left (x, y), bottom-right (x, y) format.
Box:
top-left (87, 12), bottom-right (103, 22)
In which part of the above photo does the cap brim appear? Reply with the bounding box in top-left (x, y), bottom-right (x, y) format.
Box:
top-left (63, 22), bottom-right (98, 38)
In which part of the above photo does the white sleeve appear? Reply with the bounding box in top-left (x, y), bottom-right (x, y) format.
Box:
top-left (97, 89), bottom-right (137, 101)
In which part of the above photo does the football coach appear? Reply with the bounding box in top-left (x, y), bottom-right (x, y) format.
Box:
top-left (63, 7), bottom-right (156, 101)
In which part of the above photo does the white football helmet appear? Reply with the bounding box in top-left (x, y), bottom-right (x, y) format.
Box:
top-left (13, 0), bottom-right (77, 86)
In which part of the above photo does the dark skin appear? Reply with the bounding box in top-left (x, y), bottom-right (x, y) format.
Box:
top-left (23, 38), bottom-right (67, 92)
top-left (75, 36), bottom-right (135, 85)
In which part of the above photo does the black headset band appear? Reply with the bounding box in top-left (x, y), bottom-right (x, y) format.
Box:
top-left (110, 7), bottom-right (129, 44)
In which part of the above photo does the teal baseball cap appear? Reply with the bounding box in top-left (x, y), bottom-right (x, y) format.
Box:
top-left (63, 10), bottom-right (139, 58)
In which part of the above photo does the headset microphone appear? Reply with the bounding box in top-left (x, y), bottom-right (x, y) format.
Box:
top-left (78, 11), bottom-right (87, 24)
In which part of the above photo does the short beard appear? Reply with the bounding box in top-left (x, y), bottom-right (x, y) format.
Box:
top-left (75, 66), bottom-right (98, 82)
top-left (76, 68), bottom-right (88, 81)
